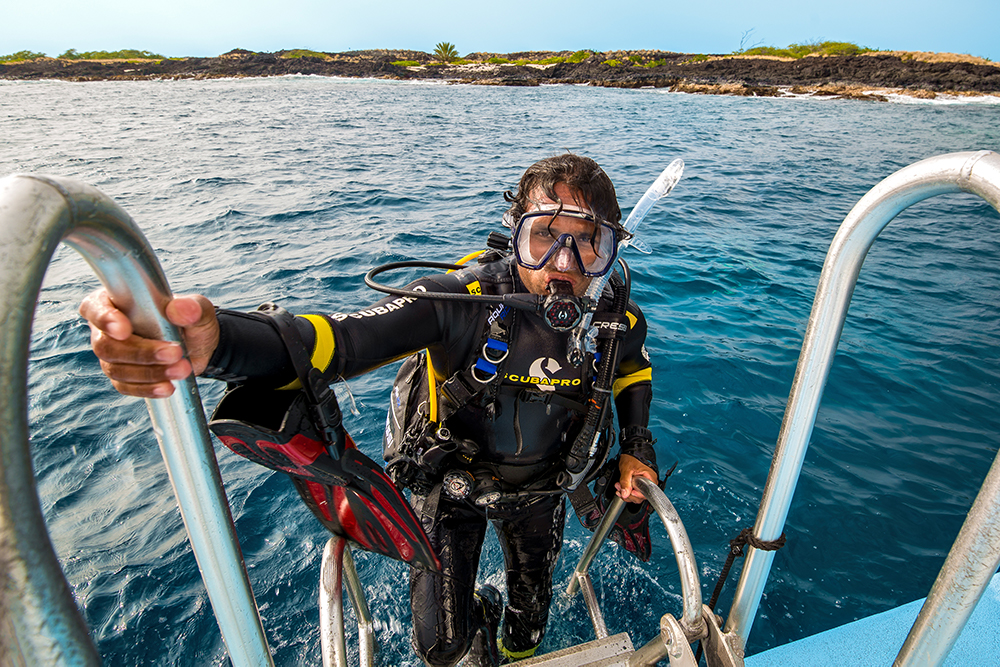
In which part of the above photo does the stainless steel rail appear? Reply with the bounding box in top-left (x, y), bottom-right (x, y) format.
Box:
top-left (320, 536), bottom-right (375, 667)
top-left (0, 175), bottom-right (273, 666)
top-left (566, 490), bottom-right (627, 638)
top-left (722, 151), bottom-right (1000, 667)
top-left (566, 476), bottom-right (706, 663)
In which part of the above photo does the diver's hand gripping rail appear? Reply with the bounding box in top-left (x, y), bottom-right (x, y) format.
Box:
top-left (0, 175), bottom-right (273, 666)
top-left (722, 151), bottom-right (1000, 667)
top-left (567, 477), bottom-right (724, 666)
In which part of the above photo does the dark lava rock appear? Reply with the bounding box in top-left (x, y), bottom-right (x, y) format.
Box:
top-left (3, 50), bottom-right (998, 96)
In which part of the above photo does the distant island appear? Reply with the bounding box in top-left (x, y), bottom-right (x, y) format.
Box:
top-left (3, 48), bottom-right (999, 101)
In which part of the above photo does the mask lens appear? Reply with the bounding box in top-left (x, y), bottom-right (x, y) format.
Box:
top-left (513, 209), bottom-right (618, 276)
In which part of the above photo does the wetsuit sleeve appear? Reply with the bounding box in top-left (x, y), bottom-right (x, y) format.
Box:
top-left (612, 301), bottom-right (656, 471)
top-left (202, 308), bottom-right (299, 383)
top-left (202, 274), bottom-right (481, 387)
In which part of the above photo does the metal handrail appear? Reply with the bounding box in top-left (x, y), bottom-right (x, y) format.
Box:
top-left (320, 536), bottom-right (375, 667)
top-left (722, 150), bottom-right (1000, 667)
top-left (0, 175), bottom-right (273, 666)
top-left (319, 476), bottom-right (705, 667)
top-left (567, 476), bottom-right (705, 649)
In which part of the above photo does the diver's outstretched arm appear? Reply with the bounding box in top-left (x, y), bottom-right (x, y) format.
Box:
top-left (79, 290), bottom-right (219, 398)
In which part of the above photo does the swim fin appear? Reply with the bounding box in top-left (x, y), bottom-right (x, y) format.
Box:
top-left (209, 305), bottom-right (440, 572)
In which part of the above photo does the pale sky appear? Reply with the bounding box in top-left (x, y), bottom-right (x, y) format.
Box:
top-left (3, 0), bottom-right (997, 62)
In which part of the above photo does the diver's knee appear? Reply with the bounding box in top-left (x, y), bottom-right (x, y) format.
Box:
top-left (414, 638), bottom-right (470, 667)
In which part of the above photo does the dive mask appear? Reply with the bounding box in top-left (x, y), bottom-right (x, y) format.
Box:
top-left (509, 206), bottom-right (628, 278)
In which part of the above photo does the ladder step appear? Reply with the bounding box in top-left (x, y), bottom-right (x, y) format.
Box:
top-left (510, 633), bottom-right (634, 667)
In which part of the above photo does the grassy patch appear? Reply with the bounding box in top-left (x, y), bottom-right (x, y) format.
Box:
top-left (490, 53), bottom-right (590, 66)
top-left (58, 48), bottom-right (164, 60)
top-left (739, 41), bottom-right (874, 58)
top-left (392, 60), bottom-right (421, 67)
top-left (280, 49), bottom-right (329, 59)
top-left (603, 59), bottom-right (621, 67)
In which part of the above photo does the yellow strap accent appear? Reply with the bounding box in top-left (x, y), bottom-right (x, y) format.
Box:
top-left (277, 314), bottom-right (336, 391)
top-left (448, 249), bottom-right (486, 270)
top-left (426, 354), bottom-right (439, 423)
top-left (445, 250), bottom-right (486, 292)
top-left (500, 641), bottom-right (540, 661)
top-left (431, 249), bottom-right (486, 419)
top-left (626, 311), bottom-right (637, 329)
top-left (612, 366), bottom-right (652, 398)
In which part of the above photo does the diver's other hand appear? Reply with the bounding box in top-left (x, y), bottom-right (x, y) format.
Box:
top-left (79, 290), bottom-right (219, 398)
top-left (616, 454), bottom-right (657, 504)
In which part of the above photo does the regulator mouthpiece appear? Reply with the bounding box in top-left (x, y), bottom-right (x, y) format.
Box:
top-left (542, 280), bottom-right (584, 331)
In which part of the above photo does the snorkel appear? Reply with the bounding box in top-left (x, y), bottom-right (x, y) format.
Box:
top-left (558, 158), bottom-right (685, 491)
top-left (566, 158), bottom-right (685, 366)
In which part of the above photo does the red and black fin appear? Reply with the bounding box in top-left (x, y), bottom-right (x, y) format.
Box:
top-left (209, 304), bottom-right (439, 572)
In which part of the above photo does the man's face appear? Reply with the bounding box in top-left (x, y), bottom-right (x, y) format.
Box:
top-left (516, 183), bottom-right (598, 297)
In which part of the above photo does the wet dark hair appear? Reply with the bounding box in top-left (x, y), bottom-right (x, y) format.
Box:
top-left (503, 154), bottom-right (621, 225)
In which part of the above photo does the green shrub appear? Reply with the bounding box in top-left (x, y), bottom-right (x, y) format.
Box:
top-left (643, 59), bottom-right (668, 67)
top-left (536, 56), bottom-right (565, 65)
top-left (486, 57), bottom-right (510, 64)
top-left (816, 41), bottom-right (870, 56)
top-left (392, 60), bottom-right (421, 67)
top-left (603, 59), bottom-right (620, 67)
top-left (628, 55), bottom-right (642, 63)
top-left (740, 41), bottom-right (873, 58)
top-left (568, 50), bottom-right (593, 63)
top-left (281, 49), bottom-right (328, 59)
top-left (741, 46), bottom-right (786, 58)
top-left (0, 50), bottom-right (47, 62)
top-left (58, 48), bottom-right (164, 60)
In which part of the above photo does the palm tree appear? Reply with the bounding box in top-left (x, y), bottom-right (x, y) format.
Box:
top-left (433, 42), bottom-right (459, 63)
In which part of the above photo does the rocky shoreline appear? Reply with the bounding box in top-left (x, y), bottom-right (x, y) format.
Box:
top-left (4, 49), bottom-right (999, 101)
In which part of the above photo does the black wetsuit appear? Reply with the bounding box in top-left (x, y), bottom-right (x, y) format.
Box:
top-left (204, 255), bottom-right (654, 665)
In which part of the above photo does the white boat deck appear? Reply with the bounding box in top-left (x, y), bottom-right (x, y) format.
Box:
top-left (744, 571), bottom-right (1000, 666)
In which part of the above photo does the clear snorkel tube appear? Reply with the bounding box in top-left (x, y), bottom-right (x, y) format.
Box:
top-left (567, 158), bottom-right (685, 366)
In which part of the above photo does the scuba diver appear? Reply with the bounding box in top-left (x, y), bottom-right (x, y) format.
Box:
top-left (80, 154), bottom-right (659, 666)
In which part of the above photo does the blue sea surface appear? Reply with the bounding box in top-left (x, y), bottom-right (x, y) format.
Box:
top-left (2, 76), bottom-right (999, 665)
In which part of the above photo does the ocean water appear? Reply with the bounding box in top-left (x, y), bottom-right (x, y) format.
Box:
top-left (2, 76), bottom-right (999, 665)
